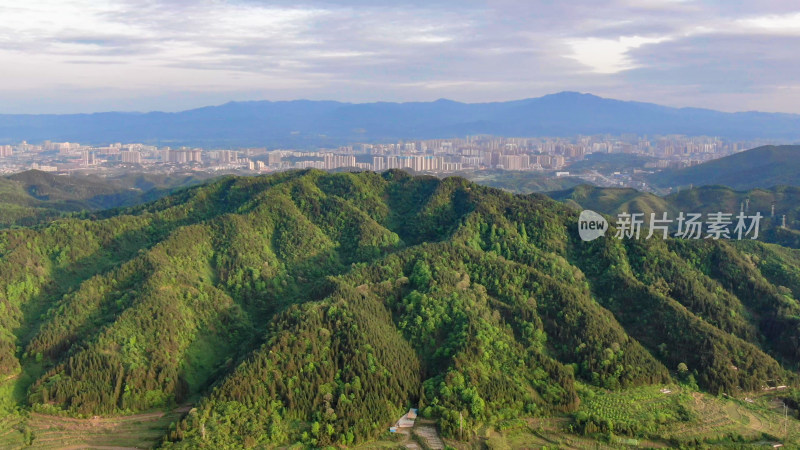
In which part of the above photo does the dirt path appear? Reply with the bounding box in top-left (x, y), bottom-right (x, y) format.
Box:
top-left (31, 403), bottom-right (191, 426)
top-left (58, 446), bottom-right (142, 450)
top-left (1, 373), bottom-right (20, 384)
top-left (31, 410), bottom-right (166, 425)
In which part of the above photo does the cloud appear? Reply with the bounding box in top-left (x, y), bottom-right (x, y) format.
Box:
top-left (0, 0), bottom-right (798, 114)
top-left (737, 12), bottom-right (800, 35)
top-left (567, 36), bottom-right (671, 73)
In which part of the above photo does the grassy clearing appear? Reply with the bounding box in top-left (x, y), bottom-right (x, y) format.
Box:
top-left (573, 385), bottom-right (800, 446)
top-left (0, 412), bottom-right (27, 449)
top-left (2, 383), bottom-right (798, 449)
top-left (434, 417), bottom-right (624, 450)
top-left (664, 391), bottom-right (799, 443)
top-left (0, 375), bottom-right (30, 449)
top-left (0, 407), bottom-right (187, 450)
top-left (435, 386), bottom-right (800, 449)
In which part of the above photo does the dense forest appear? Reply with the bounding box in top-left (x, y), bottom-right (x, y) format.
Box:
top-left (0, 169), bottom-right (799, 448)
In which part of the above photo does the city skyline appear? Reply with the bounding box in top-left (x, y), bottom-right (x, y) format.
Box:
top-left (1, 1), bottom-right (800, 114)
top-left (0, 132), bottom-right (767, 197)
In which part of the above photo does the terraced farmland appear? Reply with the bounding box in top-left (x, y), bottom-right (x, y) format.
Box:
top-left (576, 385), bottom-right (799, 446)
top-left (0, 408), bottom-right (188, 449)
top-left (665, 392), bottom-right (799, 443)
top-left (0, 412), bottom-right (27, 448)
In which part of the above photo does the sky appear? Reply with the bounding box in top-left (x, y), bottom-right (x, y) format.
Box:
top-left (1, 0), bottom-right (800, 114)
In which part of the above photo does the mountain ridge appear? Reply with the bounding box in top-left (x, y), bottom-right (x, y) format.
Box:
top-left (3, 92), bottom-right (800, 147)
top-left (648, 145), bottom-right (800, 190)
top-left (1, 169), bottom-right (800, 447)
top-left (0, 170), bottom-right (211, 228)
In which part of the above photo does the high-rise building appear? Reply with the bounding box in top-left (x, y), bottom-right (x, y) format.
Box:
top-left (121, 151), bottom-right (142, 164)
top-left (165, 149), bottom-right (202, 163)
top-left (499, 155), bottom-right (529, 170)
top-left (483, 151), bottom-right (500, 168)
top-left (218, 150), bottom-right (238, 163)
top-left (373, 156), bottom-right (385, 171)
top-left (323, 153), bottom-right (356, 169)
top-left (81, 150), bottom-right (96, 166)
top-left (268, 151), bottom-right (282, 166)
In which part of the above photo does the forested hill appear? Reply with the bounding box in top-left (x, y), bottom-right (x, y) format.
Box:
top-left (648, 145), bottom-right (800, 190)
top-left (0, 170), bottom-right (210, 228)
top-left (1, 169), bottom-right (800, 448)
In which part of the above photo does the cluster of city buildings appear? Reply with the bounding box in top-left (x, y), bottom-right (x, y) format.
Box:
top-left (0, 135), bottom-right (774, 183)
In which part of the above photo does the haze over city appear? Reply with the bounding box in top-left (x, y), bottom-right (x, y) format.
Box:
top-left (2, 0), bottom-right (800, 114)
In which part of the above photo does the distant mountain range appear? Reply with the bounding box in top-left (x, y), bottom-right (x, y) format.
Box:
top-left (648, 145), bottom-right (800, 190)
top-left (2, 92), bottom-right (800, 147)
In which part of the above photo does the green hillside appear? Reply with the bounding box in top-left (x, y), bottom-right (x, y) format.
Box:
top-left (464, 170), bottom-right (584, 194)
top-left (552, 184), bottom-right (800, 248)
top-left (0, 170), bottom-right (208, 228)
top-left (567, 152), bottom-right (656, 173)
top-left (549, 185), bottom-right (675, 218)
top-left (649, 145), bottom-right (800, 190)
top-left (0, 170), bottom-right (799, 448)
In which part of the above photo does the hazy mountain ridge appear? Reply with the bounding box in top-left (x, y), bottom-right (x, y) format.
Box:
top-left (3, 92), bottom-right (800, 147)
top-left (649, 145), bottom-right (800, 190)
top-left (0, 170), bottom-right (211, 228)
